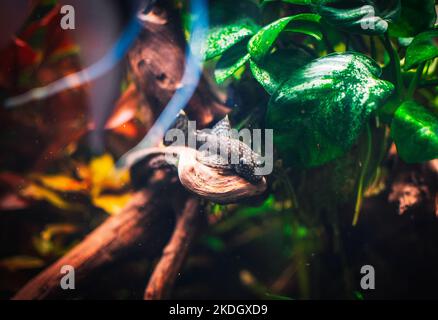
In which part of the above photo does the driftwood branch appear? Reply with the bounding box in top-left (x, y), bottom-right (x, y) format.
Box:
top-left (388, 157), bottom-right (438, 216)
top-left (127, 146), bottom-right (267, 204)
top-left (144, 197), bottom-right (203, 299)
top-left (12, 1), bottom-right (232, 300)
top-left (129, 2), bottom-right (229, 127)
top-left (13, 170), bottom-right (183, 300)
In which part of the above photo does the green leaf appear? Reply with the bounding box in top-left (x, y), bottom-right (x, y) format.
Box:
top-left (284, 19), bottom-right (323, 41)
top-left (263, 0), bottom-right (312, 5)
top-left (250, 48), bottom-right (312, 94)
top-left (214, 41), bottom-right (250, 84)
top-left (204, 19), bottom-right (259, 60)
top-left (398, 37), bottom-right (414, 47)
top-left (404, 30), bottom-right (438, 70)
top-left (314, 0), bottom-right (400, 35)
top-left (209, 0), bottom-right (260, 26)
top-left (248, 14), bottom-right (321, 62)
top-left (285, 0), bottom-right (312, 4)
top-left (267, 53), bottom-right (394, 167)
top-left (389, 0), bottom-right (436, 37)
top-left (391, 101), bottom-right (438, 163)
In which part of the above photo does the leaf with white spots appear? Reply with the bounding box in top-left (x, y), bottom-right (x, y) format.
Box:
top-left (267, 53), bottom-right (394, 167)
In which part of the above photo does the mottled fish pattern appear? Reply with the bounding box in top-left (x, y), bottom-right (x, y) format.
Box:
top-left (165, 112), bottom-right (264, 184)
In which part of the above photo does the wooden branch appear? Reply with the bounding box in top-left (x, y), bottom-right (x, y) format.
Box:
top-left (129, 2), bottom-right (229, 128)
top-left (177, 148), bottom-right (267, 204)
top-left (13, 1), bottom-right (232, 300)
top-left (13, 172), bottom-right (182, 300)
top-left (126, 146), bottom-right (268, 204)
top-left (388, 157), bottom-right (438, 215)
top-left (144, 197), bottom-right (203, 299)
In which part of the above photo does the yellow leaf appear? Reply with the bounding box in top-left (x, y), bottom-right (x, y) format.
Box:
top-left (90, 154), bottom-right (114, 187)
top-left (31, 174), bottom-right (87, 192)
top-left (41, 223), bottom-right (79, 241)
top-left (334, 42), bottom-right (346, 53)
top-left (89, 154), bottom-right (129, 196)
top-left (0, 255), bottom-right (45, 271)
top-left (20, 183), bottom-right (71, 209)
top-left (92, 193), bottom-right (132, 215)
top-left (32, 236), bottom-right (54, 257)
top-left (33, 233), bottom-right (73, 257)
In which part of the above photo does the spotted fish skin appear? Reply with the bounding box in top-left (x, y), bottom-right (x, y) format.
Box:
top-left (196, 132), bottom-right (264, 184)
top-left (166, 112), bottom-right (264, 184)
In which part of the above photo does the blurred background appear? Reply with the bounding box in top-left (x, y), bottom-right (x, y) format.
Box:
top-left (0, 0), bottom-right (438, 300)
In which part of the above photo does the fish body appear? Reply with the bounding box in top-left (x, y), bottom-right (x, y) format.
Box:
top-left (167, 113), bottom-right (264, 184)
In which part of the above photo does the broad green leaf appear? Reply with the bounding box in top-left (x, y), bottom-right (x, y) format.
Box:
top-left (209, 0), bottom-right (260, 26)
top-left (285, 0), bottom-right (312, 4)
top-left (284, 19), bottom-right (323, 41)
top-left (214, 41), bottom-right (250, 84)
top-left (389, 0), bottom-right (436, 37)
top-left (248, 14), bottom-right (321, 62)
top-left (263, 0), bottom-right (312, 5)
top-left (314, 0), bottom-right (400, 35)
top-left (250, 48), bottom-right (312, 94)
top-left (398, 37), bottom-right (414, 47)
top-left (404, 30), bottom-right (438, 70)
top-left (204, 19), bottom-right (259, 60)
top-left (267, 53), bottom-right (394, 167)
top-left (391, 101), bottom-right (438, 163)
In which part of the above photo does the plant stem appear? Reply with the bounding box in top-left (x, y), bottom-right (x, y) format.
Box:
top-left (352, 124), bottom-right (372, 226)
top-left (424, 60), bottom-right (431, 75)
top-left (370, 36), bottom-right (376, 61)
top-left (376, 123), bottom-right (390, 165)
top-left (407, 62), bottom-right (426, 99)
top-left (381, 33), bottom-right (404, 99)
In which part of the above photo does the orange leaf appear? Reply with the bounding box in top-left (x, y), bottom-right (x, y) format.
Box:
top-left (112, 121), bottom-right (139, 138)
top-left (0, 255), bottom-right (45, 271)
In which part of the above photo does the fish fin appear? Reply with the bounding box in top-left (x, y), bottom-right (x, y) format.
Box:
top-left (163, 110), bottom-right (190, 146)
top-left (211, 115), bottom-right (231, 137)
top-left (174, 110), bottom-right (189, 131)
